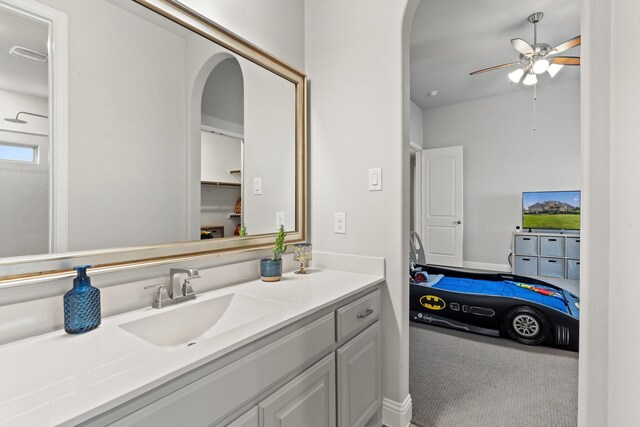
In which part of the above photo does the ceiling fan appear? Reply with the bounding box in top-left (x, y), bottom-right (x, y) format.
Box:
top-left (470, 12), bottom-right (581, 86)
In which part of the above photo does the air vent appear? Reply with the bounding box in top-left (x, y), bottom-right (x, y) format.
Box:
top-left (9, 46), bottom-right (47, 63)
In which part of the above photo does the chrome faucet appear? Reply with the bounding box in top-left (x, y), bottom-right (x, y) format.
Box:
top-left (144, 268), bottom-right (201, 309)
top-left (169, 268), bottom-right (200, 299)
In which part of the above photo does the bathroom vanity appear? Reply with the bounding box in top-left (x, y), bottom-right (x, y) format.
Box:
top-left (0, 269), bottom-right (383, 427)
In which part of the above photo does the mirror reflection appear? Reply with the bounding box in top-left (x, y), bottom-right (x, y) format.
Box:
top-left (0, 0), bottom-right (297, 260)
top-left (0, 5), bottom-right (49, 258)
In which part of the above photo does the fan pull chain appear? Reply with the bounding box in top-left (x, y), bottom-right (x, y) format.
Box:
top-left (533, 84), bottom-right (537, 131)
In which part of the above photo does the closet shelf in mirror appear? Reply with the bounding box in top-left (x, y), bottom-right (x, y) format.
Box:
top-left (201, 181), bottom-right (241, 187)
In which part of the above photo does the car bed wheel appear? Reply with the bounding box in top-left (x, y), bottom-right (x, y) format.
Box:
top-left (504, 306), bottom-right (550, 346)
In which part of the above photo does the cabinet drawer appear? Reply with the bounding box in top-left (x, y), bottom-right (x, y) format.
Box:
top-left (337, 290), bottom-right (381, 342)
top-left (514, 256), bottom-right (538, 276)
top-left (540, 236), bottom-right (565, 257)
top-left (515, 235), bottom-right (538, 256)
top-left (567, 259), bottom-right (580, 280)
top-left (566, 237), bottom-right (580, 258)
top-left (108, 313), bottom-right (335, 427)
top-left (539, 257), bottom-right (565, 279)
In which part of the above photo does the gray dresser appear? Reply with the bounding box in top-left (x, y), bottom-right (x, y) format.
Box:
top-left (513, 232), bottom-right (580, 280)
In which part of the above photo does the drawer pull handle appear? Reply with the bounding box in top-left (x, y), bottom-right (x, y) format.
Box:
top-left (548, 260), bottom-right (557, 263)
top-left (523, 238), bottom-right (530, 241)
top-left (549, 238), bottom-right (557, 242)
top-left (576, 240), bottom-right (580, 243)
top-left (357, 308), bottom-right (374, 319)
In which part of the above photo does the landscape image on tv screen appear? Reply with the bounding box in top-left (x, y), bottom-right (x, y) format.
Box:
top-left (523, 191), bottom-right (581, 230)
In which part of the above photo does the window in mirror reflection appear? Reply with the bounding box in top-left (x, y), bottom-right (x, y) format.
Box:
top-left (0, 4), bottom-right (50, 258)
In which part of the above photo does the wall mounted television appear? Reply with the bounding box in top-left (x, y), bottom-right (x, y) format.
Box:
top-left (522, 191), bottom-right (581, 231)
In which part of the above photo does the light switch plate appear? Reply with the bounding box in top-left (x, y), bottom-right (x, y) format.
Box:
top-left (276, 211), bottom-right (285, 228)
top-left (334, 212), bottom-right (346, 234)
top-left (253, 177), bottom-right (262, 195)
top-left (369, 168), bottom-right (382, 191)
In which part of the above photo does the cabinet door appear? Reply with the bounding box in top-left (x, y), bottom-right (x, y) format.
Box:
top-left (226, 407), bottom-right (258, 427)
top-left (337, 322), bottom-right (381, 427)
top-left (259, 354), bottom-right (336, 427)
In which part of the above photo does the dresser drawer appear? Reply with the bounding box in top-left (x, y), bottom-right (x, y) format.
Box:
top-left (567, 259), bottom-right (580, 280)
top-left (539, 257), bottom-right (565, 279)
top-left (515, 235), bottom-right (538, 256)
top-left (337, 290), bottom-right (381, 342)
top-left (514, 256), bottom-right (538, 276)
top-left (540, 236), bottom-right (565, 257)
top-left (566, 237), bottom-right (580, 258)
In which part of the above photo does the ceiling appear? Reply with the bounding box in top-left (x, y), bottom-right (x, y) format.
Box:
top-left (410, 0), bottom-right (580, 110)
top-left (0, 6), bottom-right (49, 98)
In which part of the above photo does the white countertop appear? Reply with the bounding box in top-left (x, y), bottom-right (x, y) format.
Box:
top-left (0, 268), bottom-right (383, 426)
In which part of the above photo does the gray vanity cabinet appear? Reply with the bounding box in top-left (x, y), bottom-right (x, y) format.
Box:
top-left (337, 322), bottom-right (381, 427)
top-left (227, 407), bottom-right (258, 427)
top-left (259, 354), bottom-right (336, 427)
top-left (83, 286), bottom-right (382, 427)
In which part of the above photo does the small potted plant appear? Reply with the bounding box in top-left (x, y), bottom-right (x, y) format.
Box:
top-left (260, 225), bottom-right (287, 282)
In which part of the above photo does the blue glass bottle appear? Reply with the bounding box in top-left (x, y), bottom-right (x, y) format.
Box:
top-left (64, 265), bottom-right (101, 334)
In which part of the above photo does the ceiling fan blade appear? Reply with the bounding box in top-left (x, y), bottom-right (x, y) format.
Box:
top-left (550, 35), bottom-right (581, 54)
top-left (470, 61), bottom-right (522, 76)
top-left (519, 64), bottom-right (532, 84)
top-left (549, 56), bottom-right (580, 65)
top-left (511, 38), bottom-right (535, 56)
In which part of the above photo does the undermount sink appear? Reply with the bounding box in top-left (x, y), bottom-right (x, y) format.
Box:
top-left (120, 293), bottom-right (286, 349)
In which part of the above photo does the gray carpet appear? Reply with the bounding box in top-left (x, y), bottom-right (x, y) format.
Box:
top-left (410, 323), bottom-right (578, 427)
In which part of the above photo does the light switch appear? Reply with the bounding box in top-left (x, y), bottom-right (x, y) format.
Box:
top-left (369, 168), bottom-right (382, 191)
top-left (334, 212), bottom-right (346, 234)
top-left (276, 211), bottom-right (285, 228)
top-left (253, 177), bottom-right (262, 195)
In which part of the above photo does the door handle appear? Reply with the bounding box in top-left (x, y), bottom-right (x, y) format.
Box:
top-left (454, 220), bottom-right (462, 225)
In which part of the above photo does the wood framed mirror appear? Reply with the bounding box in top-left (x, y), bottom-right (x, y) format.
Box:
top-left (0, 0), bottom-right (306, 285)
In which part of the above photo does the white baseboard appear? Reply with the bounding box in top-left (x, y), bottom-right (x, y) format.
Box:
top-left (382, 394), bottom-right (412, 427)
top-left (462, 261), bottom-right (511, 273)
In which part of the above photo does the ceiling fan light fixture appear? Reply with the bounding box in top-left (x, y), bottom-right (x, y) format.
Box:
top-left (523, 72), bottom-right (538, 86)
top-left (547, 63), bottom-right (564, 78)
top-left (508, 68), bottom-right (525, 83)
top-left (532, 58), bottom-right (550, 74)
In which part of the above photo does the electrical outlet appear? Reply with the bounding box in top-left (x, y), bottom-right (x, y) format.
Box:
top-left (369, 168), bottom-right (382, 191)
top-left (334, 212), bottom-right (346, 234)
top-left (253, 177), bottom-right (262, 195)
top-left (276, 211), bottom-right (285, 229)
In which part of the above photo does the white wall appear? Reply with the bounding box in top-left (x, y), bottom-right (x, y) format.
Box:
top-left (410, 100), bottom-right (423, 148)
top-left (180, 0), bottom-right (305, 72)
top-left (38, 0), bottom-right (188, 251)
top-left (0, 89), bottom-right (49, 257)
top-left (421, 80), bottom-right (581, 269)
top-left (306, 0), bottom-right (416, 424)
top-left (579, 0), bottom-right (640, 425)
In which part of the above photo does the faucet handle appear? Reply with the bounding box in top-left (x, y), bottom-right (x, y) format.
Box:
top-left (182, 279), bottom-right (197, 297)
top-left (144, 284), bottom-right (171, 309)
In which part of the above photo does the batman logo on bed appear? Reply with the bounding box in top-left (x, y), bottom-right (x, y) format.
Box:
top-left (420, 295), bottom-right (446, 310)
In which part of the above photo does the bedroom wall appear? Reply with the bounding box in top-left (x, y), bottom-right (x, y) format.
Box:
top-left (422, 79), bottom-right (581, 270)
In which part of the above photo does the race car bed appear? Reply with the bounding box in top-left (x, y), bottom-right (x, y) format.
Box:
top-left (410, 264), bottom-right (580, 351)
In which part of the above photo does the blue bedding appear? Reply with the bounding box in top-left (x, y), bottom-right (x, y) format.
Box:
top-left (431, 277), bottom-right (579, 318)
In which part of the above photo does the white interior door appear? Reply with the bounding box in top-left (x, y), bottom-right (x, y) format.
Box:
top-left (422, 146), bottom-right (463, 267)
